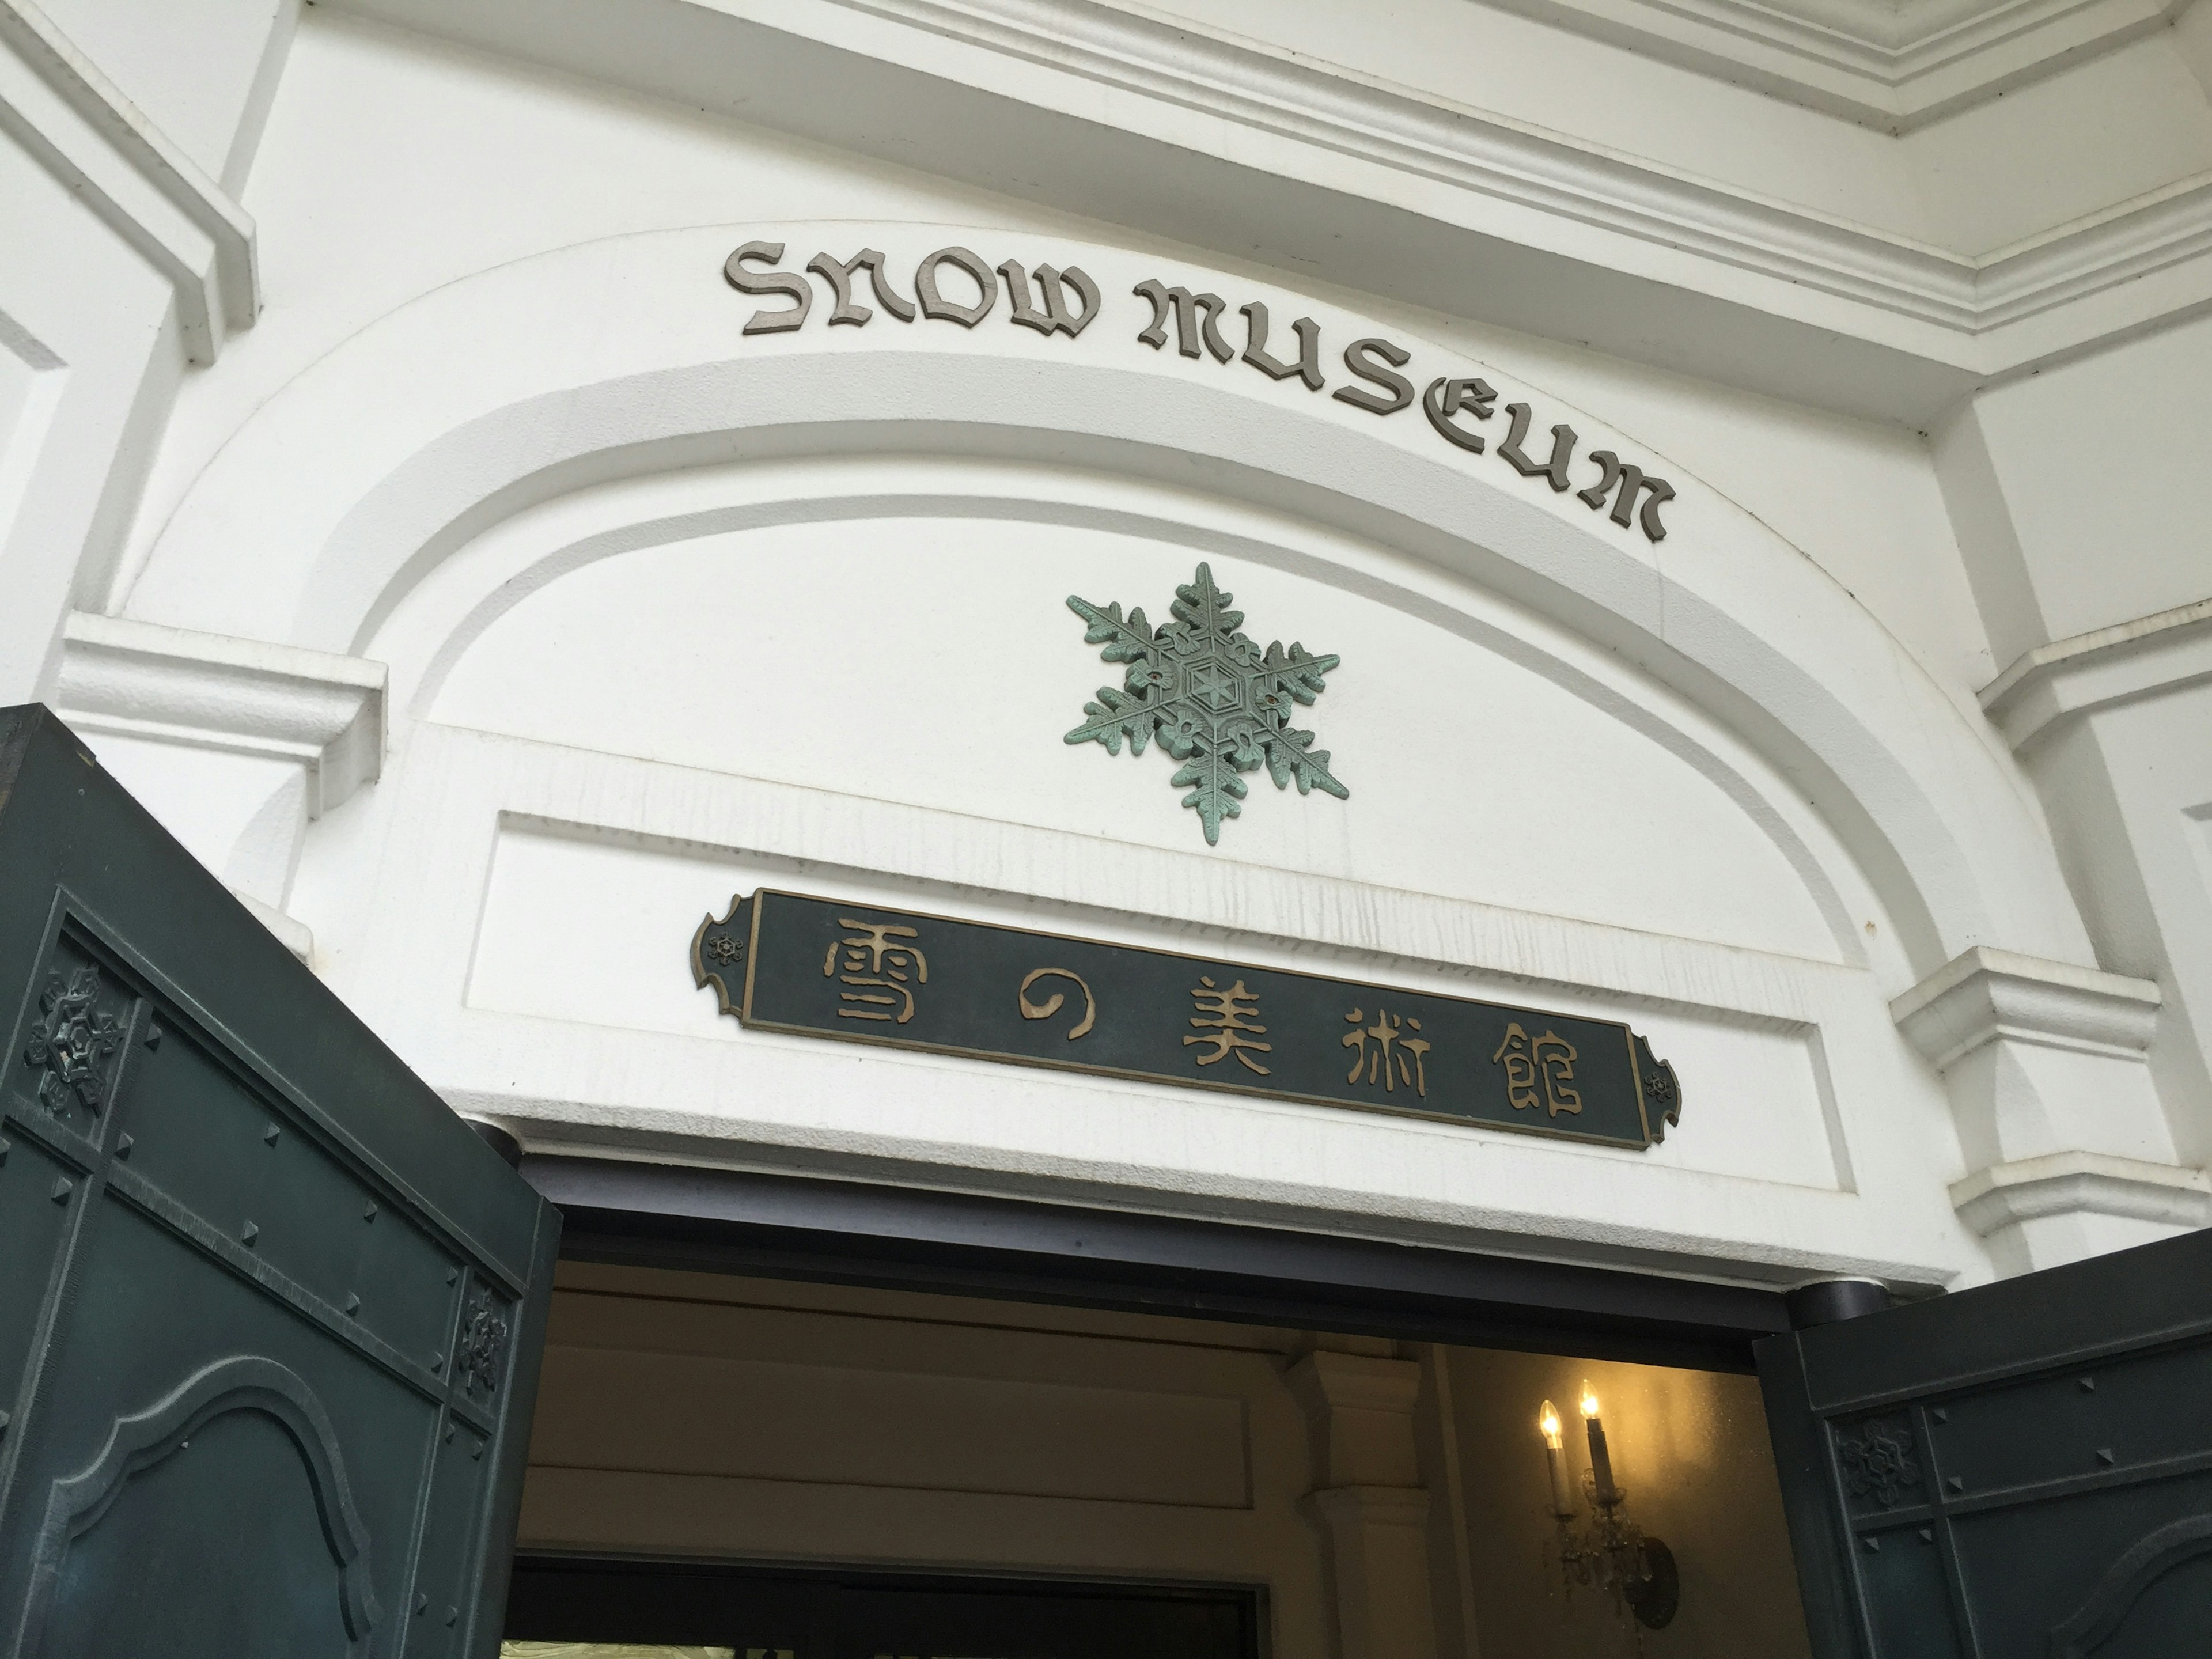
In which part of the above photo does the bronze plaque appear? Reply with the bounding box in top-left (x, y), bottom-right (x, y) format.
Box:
top-left (694, 889), bottom-right (1681, 1150)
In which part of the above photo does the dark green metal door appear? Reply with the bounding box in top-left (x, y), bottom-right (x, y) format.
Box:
top-left (1760, 1226), bottom-right (2212, 1658)
top-left (0, 706), bottom-right (559, 1658)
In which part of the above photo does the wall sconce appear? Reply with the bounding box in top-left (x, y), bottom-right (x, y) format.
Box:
top-left (1537, 1385), bottom-right (1679, 1631)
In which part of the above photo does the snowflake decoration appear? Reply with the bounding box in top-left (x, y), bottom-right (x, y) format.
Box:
top-left (24, 966), bottom-right (123, 1119)
top-left (1839, 1421), bottom-right (1920, 1508)
top-left (1065, 562), bottom-right (1348, 844)
top-left (458, 1286), bottom-right (509, 1400)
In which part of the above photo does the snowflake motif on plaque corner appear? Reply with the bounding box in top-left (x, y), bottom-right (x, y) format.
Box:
top-left (1633, 1033), bottom-right (1684, 1142)
top-left (1837, 1419), bottom-right (1921, 1508)
top-left (24, 965), bottom-right (124, 1120)
top-left (1065, 562), bottom-right (1348, 844)
top-left (458, 1287), bottom-right (509, 1400)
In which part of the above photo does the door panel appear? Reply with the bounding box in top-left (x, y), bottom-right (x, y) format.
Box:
top-left (0, 705), bottom-right (559, 1659)
top-left (2055, 1529), bottom-right (2212, 1659)
top-left (1759, 1225), bottom-right (2212, 1658)
top-left (36, 1357), bottom-right (374, 1658)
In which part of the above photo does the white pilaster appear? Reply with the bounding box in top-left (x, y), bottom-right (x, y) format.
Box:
top-left (51, 612), bottom-right (384, 929)
top-left (1950, 1152), bottom-right (2212, 1276)
top-left (1892, 947), bottom-right (2202, 1272)
top-left (1979, 595), bottom-right (2212, 754)
top-left (1287, 1349), bottom-right (1440, 1659)
top-left (0, 0), bottom-right (261, 363)
top-left (1979, 597), bottom-right (2212, 1165)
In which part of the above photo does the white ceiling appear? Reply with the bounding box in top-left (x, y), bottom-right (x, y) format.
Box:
top-left (1482, 0), bottom-right (2196, 128)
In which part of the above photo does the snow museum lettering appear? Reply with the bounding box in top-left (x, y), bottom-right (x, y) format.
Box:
top-left (724, 240), bottom-right (1676, 544)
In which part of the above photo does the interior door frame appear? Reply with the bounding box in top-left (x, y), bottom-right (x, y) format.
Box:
top-left (524, 1153), bottom-right (1816, 1374)
top-left (504, 1551), bottom-right (1271, 1659)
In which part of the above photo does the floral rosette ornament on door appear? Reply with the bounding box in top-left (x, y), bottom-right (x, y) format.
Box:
top-left (1065, 563), bottom-right (1347, 843)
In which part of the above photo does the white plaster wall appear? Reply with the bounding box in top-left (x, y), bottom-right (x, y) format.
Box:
top-left (111, 178), bottom-right (2121, 1289)
top-left (1900, 36), bottom-right (2212, 256)
top-left (81, 729), bottom-right (307, 904)
top-left (34, 0), bottom-right (296, 190)
top-left (429, 521), bottom-right (1840, 961)
top-left (119, 6), bottom-right (1994, 706)
top-left (459, 816), bottom-right (1851, 1194)
top-left (1418, 333), bottom-right (1996, 695)
top-left (0, 319), bottom-right (39, 454)
top-left (221, 300), bottom-right (1979, 1285)
top-left (2024, 685), bottom-right (2212, 1160)
top-left (33, 0), bottom-right (2196, 1298)
top-left (129, 203), bottom-right (2087, 968)
top-left (290, 719), bottom-right (1976, 1287)
top-left (320, 428), bottom-right (1933, 1275)
top-left (0, 109), bottom-right (179, 702)
top-left (0, 0), bottom-right (296, 704)
top-left (0, 303), bottom-right (64, 597)
top-left (2181, 0), bottom-right (2212, 99)
top-left (408, 500), bottom-right (1870, 1219)
top-left (1950, 311), bottom-right (2212, 656)
top-left (111, 7), bottom-right (1090, 616)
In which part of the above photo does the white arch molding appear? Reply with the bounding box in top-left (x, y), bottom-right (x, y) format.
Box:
top-left (121, 222), bottom-right (2091, 987)
top-left (101, 222), bottom-right (2206, 1283)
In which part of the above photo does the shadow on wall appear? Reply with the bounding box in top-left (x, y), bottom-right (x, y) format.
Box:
top-left (1446, 1348), bottom-right (1813, 1658)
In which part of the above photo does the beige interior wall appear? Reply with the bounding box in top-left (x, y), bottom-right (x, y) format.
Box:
top-left (520, 1264), bottom-right (1812, 1659)
top-left (521, 1264), bottom-right (1336, 1659)
top-left (1446, 1347), bottom-right (1814, 1658)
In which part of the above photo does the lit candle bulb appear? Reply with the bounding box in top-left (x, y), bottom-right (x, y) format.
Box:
top-left (1580, 1381), bottom-right (1619, 1504)
top-left (1539, 1400), bottom-right (1578, 1518)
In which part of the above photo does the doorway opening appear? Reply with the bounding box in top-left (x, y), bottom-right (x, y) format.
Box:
top-left (505, 1556), bottom-right (1262, 1659)
top-left (499, 1260), bottom-right (1815, 1659)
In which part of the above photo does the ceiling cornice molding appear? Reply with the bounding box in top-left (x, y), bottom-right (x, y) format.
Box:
top-left (0, 0), bottom-right (259, 362)
top-left (1976, 173), bottom-right (2212, 331)
top-left (335, 0), bottom-right (2212, 421)
top-left (828, 0), bottom-right (2212, 334)
top-left (1482, 0), bottom-right (2193, 130)
top-left (833, 0), bottom-right (1963, 320)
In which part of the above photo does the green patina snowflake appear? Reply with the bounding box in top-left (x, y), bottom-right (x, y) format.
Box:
top-left (1065, 562), bottom-right (1349, 844)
